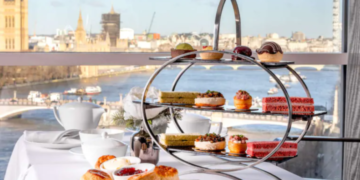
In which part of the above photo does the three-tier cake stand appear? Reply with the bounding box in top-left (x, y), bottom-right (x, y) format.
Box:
top-left (137, 0), bottom-right (327, 179)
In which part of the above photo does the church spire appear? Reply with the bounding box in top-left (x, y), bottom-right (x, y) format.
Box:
top-left (110, 5), bottom-right (115, 14)
top-left (76, 9), bottom-right (84, 31)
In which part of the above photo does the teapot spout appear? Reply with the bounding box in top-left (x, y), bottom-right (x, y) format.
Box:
top-left (93, 108), bottom-right (106, 123)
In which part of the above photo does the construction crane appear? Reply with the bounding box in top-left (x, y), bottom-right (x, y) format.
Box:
top-left (147, 12), bottom-right (156, 40)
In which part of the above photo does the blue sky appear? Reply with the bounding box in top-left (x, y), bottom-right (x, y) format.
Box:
top-left (28, 0), bottom-right (342, 38)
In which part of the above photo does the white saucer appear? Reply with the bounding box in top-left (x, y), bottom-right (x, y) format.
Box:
top-left (69, 147), bottom-right (83, 156)
top-left (25, 139), bottom-right (81, 150)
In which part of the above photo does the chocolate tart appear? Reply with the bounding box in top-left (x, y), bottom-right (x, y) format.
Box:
top-left (171, 49), bottom-right (197, 59)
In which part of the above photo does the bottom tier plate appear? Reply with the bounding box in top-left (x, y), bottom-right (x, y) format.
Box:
top-left (154, 145), bottom-right (297, 164)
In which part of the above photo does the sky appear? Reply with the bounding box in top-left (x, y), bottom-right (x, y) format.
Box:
top-left (28, 0), bottom-right (342, 38)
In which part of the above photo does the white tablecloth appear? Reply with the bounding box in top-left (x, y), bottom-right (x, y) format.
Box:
top-left (5, 132), bottom-right (303, 180)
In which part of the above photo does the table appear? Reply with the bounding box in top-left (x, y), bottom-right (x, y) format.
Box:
top-left (5, 132), bottom-right (304, 180)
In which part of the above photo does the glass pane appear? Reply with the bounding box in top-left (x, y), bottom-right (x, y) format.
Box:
top-left (0, 64), bottom-right (342, 179)
top-left (0, 0), bottom-right (342, 52)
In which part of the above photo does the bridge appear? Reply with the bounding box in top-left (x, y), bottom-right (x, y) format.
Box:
top-left (175, 64), bottom-right (326, 71)
top-left (0, 99), bottom-right (123, 120)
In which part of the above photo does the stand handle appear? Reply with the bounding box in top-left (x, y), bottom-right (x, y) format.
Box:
top-left (213, 0), bottom-right (242, 50)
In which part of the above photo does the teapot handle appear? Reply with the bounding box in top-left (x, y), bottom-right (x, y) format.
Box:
top-left (210, 121), bottom-right (223, 135)
top-left (53, 106), bottom-right (64, 127)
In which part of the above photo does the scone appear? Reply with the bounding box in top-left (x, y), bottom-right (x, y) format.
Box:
top-left (154, 165), bottom-right (179, 180)
top-left (128, 171), bottom-right (160, 180)
top-left (95, 155), bottom-right (116, 169)
top-left (81, 169), bottom-right (112, 180)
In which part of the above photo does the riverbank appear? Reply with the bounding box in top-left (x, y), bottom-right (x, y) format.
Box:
top-left (0, 66), bottom-right (156, 90)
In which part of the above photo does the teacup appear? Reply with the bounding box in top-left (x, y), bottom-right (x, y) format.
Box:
top-left (167, 113), bottom-right (223, 135)
top-left (79, 129), bottom-right (124, 143)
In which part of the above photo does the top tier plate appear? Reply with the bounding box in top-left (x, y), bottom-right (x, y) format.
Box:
top-left (149, 56), bottom-right (294, 67)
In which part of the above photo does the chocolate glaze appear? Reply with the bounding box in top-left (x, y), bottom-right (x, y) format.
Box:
top-left (256, 42), bottom-right (283, 55)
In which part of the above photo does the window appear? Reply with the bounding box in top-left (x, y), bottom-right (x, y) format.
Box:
top-left (0, 0), bottom-right (348, 180)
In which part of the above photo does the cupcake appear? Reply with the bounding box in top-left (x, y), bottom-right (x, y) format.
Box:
top-left (195, 90), bottom-right (226, 107)
top-left (256, 42), bottom-right (283, 62)
top-left (228, 135), bottom-right (248, 154)
top-left (200, 46), bottom-right (223, 60)
top-left (171, 43), bottom-right (197, 59)
top-left (234, 90), bottom-right (252, 110)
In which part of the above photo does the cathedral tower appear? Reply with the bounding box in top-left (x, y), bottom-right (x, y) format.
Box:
top-left (101, 5), bottom-right (120, 47)
top-left (0, 0), bottom-right (29, 51)
top-left (75, 10), bottom-right (87, 44)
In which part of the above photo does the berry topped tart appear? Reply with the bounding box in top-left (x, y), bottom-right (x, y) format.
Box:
top-left (234, 90), bottom-right (252, 110)
top-left (195, 90), bottom-right (226, 107)
top-left (228, 134), bottom-right (248, 154)
top-left (194, 133), bottom-right (226, 151)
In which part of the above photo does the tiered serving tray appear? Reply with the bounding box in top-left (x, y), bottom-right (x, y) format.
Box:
top-left (138, 0), bottom-right (327, 179)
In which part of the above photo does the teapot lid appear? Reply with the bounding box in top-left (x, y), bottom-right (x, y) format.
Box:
top-left (181, 113), bottom-right (210, 122)
top-left (82, 132), bottom-right (126, 148)
top-left (60, 101), bottom-right (102, 109)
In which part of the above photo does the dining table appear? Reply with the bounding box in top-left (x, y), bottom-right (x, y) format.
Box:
top-left (5, 131), bottom-right (304, 180)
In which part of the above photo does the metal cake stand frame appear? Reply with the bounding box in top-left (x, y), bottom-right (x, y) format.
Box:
top-left (138, 0), bottom-right (327, 179)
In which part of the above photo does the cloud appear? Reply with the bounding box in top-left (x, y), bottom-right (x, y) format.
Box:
top-left (50, 1), bottom-right (64, 7)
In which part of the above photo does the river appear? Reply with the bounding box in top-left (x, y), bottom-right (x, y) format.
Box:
top-left (0, 65), bottom-right (340, 179)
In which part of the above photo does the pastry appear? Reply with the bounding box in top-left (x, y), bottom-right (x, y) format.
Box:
top-left (159, 91), bottom-right (199, 104)
top-left (262, 97), bottom-right (314, 115)
top-left (256, 42), bottom-right (283, 62)
top-left (200, 46), bottom-right (223, 60)
top-left (231, 46), bottom-right (255, 61)
top-left (129, 166), bottom-right (179, 180)
top-left (194, 133), bottom-right (226, 151)
top-left (128, 171), bottom-right (160, 180)
top-left (159, 133), bottom-right (199, 147)
top-left (95, 155), bottom-right (116, 169)
top-left (154, 165), bottom-right (179, 180)
top-left (195, 90), bottom-right (225, 107)
top-left (228, 135), bottom-right (248, 154)
top-left (171, 43), bottom-right (197, 59)
top-left (81, 169), bottom-right (112, 180)
top-left (233, 90), bottom-right (252, 109)
top-left (246, 141), bottom-right (297, 158)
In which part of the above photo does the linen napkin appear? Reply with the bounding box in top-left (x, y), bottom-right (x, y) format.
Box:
top-left (24, 131), bottom-right (81, 144)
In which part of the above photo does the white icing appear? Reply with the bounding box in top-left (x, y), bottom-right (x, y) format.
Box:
top-left (195, 141), bottom-right (226, 150)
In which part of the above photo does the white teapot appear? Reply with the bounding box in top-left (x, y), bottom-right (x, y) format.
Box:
top-left (53, 100), bottom-right (105, 130)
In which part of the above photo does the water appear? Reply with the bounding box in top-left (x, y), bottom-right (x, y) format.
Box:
top-left (0, 66), bottom-right (340, 179)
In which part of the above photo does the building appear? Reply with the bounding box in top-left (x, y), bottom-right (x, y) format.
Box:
top-left (0, 0), bottom-right (29, 51)
top-left (292, 31), bottom-right (306, 42)
top-left (120, 28), bottom-right (134, 40)
top-left (101, 6), bottom-right (120, 47)
top-left (75, 10), bottom-right (87, 45)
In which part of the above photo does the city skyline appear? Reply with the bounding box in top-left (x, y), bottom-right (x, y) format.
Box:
top-left (28, 0), bottom-right (342, 38)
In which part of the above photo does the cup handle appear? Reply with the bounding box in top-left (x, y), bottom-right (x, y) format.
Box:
top-left (210, 121), bottom-right (223, 135)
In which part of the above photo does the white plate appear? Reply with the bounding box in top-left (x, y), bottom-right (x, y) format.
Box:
top-left (25, 139), bottom-right (81, 150)
top-left (69, 147), bottom-right (83, 156)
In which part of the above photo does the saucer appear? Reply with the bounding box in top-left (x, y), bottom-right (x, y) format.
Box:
top-left (69, 147), bottom-right (83, 156)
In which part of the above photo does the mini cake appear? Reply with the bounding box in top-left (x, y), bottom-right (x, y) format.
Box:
top-left (171, 43), bottom-right (197, 59)
top-left (234, 90), bottom-right (252, 110)
top-left (256, 42), bottom-right (283, 62)
top-left (262, 97), bottom-right (314, 115)
top-left (246, 141), bottom-right (298, 158)
top-left (200, 46), bottom-right (223, 60)
top-left (159, 133), bottom-right (199, 147)
top-left (158, 91), bottom-right (199, 104)
top-left (228, 135), bottom-right (248, 154)
top-left (195, 133), bottom-right (226, 151)
top-left (195, 90), bottom-right (226, 107)
top-left (232, 45), bottom-right (255, 61)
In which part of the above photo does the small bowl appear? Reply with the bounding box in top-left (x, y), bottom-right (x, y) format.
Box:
top-left (171, 48), bottom-right (197, 59)
top-left (113, 163), bottom-right (156, 180)
top-left (100, 156), bottom-right (141, 178)
top-left (79, 129), bottom-right (124, 143)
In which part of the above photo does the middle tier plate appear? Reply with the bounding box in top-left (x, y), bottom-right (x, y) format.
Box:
top-left (133, 101), bottom-right (327, 121)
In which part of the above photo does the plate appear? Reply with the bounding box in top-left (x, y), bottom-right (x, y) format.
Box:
top-left (25, 139), bottom-right (81, 150)
top-left (69, 147), bottom-right (83, 156)
top-left (226, 108), bottom-right (259, 112)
